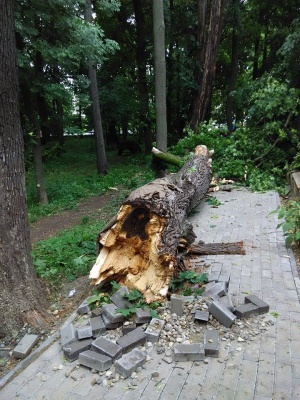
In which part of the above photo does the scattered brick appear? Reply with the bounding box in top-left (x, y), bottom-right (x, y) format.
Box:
top-left (135, 308), bottom-right (152, 324)
top-left (63, 339), bottom-right (93, 362)
top-left (60, 323), bottom-right (77, 347)
top-left (77, 297), bottom-right (92, 315)
top-left (117, 327), bottom-right (146, 353)
top-left (207, 272), bottom-right (220, 283)
top-left (91, 307), bottom-right (103, 318)
top-left (102, 313), bottom-right (122, 329)
top-left (79, 350), bottom-right (112, 372)
top-left (194, 310), bottom-right (209, 323)
top-left (110, 286), bottom-right (132, 309)
top-left (170, 294), bottom-right (184, 316)
top-left (218, 274), bottom-right (231, 289)
top-left (145, 318), bottom-right (165, 343)
top-left (244, 294), bottom-right (269, 314)
top-left (174, 343), bottom-right (205, 362)
top-left (77, 325), bottom-right (93, 340)
top-left (234, 303), bottom-right (259, 319)
top-left (204, 329), bottom-right (219, 357)
top-left (114, 348), bottom-right (147, 378)
top-left (90, 316), bottom-right (106, 337)
top-left (92, 336), bottom-right (122, 362)
top-left (203, 282), bottom-right (227, 298)
top-left (219, 295), bottom-right (235, 312)
top-left (122, 322), bottom-right (137, 335)
top-left (102, 303), bottom-right (124, 323)
top-left (13, 334), bottom-right (39, 359)
top-left (209, 300), bottom-right (236, 327)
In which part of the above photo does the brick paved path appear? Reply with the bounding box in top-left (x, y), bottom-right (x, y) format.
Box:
top-left (1, 188), bottom-right (300, 400)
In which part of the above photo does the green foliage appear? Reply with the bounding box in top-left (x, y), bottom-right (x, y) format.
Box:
top-left (273, 201), bottom-right (300, 247)
top-left (86, 292), bottom-right (110, 309)
top-left (206, 196), bottom-right (222, 207)
top-left (169, 270), bottom-right (208, 297)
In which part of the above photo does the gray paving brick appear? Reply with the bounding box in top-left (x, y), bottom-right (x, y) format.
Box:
top-left (76, 325), bottom-right (93, 340)
top-left (63, 338), bottom-right (93, 361)
top-left (203, 281), bottom-right (227, 298)
top-left (91, 336), bottom-right (122, 361)
top-left (90, 315), bottom-right (106, 337)
top-left (204, 329), bottom-right (219, 357)
top-left (122, 321), bottom-right (137, 335)
top-left (114, 348), bottom-right (146, 378)
top-left (77, 297), bottom-right (92, 314)
top-left (170, 294), bottom-right (184, 316)
top-left (116, 327), bottom-right (146, 352)
top-left (13, 334), bottom-right (39, 359)
top-left (79, 350), bottom-right (112, 371)
top-left (110, 286), bottom-right (131, 309)
top-left (135, 308), bottom-right (152, 324)
top-left (209, 299), bottom-right (236, 327)
top-left (174, 343), bottom-right (205, 361)
top-left (235, 303), bottom-right (260, 319)
top-left (101, 313), bottom-right (122, 329)
top-left (60, 323), bottom-right (77, 347)
top-left (145, 318), bottom-right (165, 343)
top-left (244, 294), bottom-right (270, 314)
top-left (219, 294), bottom-right (235, 312)
top-left (194, 309), bottom-right (209, 323)
top-left (102, 303), bottom-right (124, 323)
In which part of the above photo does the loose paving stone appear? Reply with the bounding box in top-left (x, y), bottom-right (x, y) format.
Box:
top-left (145, 318), bottom-right (165, 343)
top-left (79, 350), bottom-right (112, 372)
top-left (102, 303), bottom-right (124, 323)
top-left (209, 300), bottom-right (236, 327)
top-left (77, 297), bottom-right (92, 315)
top-left (235, 303), bottom-right (260, 319)
top-left (117, 327), bottom-right (146, 352)
top-left (194, 310), bottom-right (209, 323)
top-left (245, 294), bottom-right (270, 314)
top-left (13, 334), bottom-right (39, 359)
top-left (170, 294), bottom-right (184, 316)
top-left (218, 274), bottom-right (231, 288)
top-left (63, 339), bottom-right (93, 362)
top-left (203, 282), bottom-right (227, 298)
top-left (110, 286), bottom-right (132, 309)
top-left (76, 325), bottom-right (93, 340)
top-left (92, 336), bottom-right (122, 362)
top-left (102, 313), bottom-right (122, 329)
top-left (60, 323), bottom-right (77, 347)
top-left (91, 307), bottom-right (103, 318)
top-left (219, 294), bottom-right (235, 312)
top-left (90, 316), bottom-right (106, 337)
top-left (173, 343), bottom-right (205, 362)
top-left (135, 308), bottom-right (152, 324)
top-left (207, 272), bottom-right (220, 282)
top-left (204, 329), bottom-right (220, 357)
top-left (122, 321), bottom-right (137, 335)
top-left (114, 348), bottom-right (147, 378)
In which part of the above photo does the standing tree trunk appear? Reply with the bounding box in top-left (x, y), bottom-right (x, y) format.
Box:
top-left (226, 0), bottom-right (240, 134)
top-left (133, 0), bottom-right (153, 155)
top-left (153, 0), bottom-right (168, 152)
top-left (90, 145), bottom-right (213, 303)
top-left (0, 0), bottom-right (48, 337)
top-left (85, 0), bottom-right (108, 175)
top-left (190, 0), bottom-right (230, 131)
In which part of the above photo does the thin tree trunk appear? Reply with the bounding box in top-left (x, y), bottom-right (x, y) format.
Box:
top-left (190, 0), bottom-right (230, 131)
top-left (85, 0), bottom-right (108, 175)
top-left (133, 0), bottom-right (153, 154)
top-left (153, 0), bottom-right (167, 152)
top-left (0, 0), bottom-right (48, 336)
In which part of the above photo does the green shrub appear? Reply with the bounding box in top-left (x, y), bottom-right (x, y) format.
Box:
top-left (273, 200), bottom-right (300, 247)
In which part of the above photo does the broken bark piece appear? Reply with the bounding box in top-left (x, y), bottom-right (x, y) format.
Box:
top-left (89, 145), bottom-right (213, 303)
top-left (188, 241), bottom-right (245, 255)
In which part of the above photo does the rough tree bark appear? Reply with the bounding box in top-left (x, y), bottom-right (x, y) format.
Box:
top-left (0, 0), bottom-right (48, 337)
top-left (90, 145), bottom-right (213, 303)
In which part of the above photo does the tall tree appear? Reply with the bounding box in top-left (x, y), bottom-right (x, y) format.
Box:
top-left (153, 0), bottom-right (168, 152)
top-left (85, 0), bottom-right (108, 174)
top-left (133, 0), bottom-right (153, 154)
top-left (0, 0), bottom-right (48, 336)
top-left (190, 0), bottom-right (230, 131)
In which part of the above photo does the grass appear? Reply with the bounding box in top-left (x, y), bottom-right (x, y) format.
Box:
top-left (28, 137), bottom-right (155, 283)
top-left (26, 137), bottom-right (154, 222)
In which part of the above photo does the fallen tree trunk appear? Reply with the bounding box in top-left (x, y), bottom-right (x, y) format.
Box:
top-left (89, 145), bottom-right (213, 303)
top-left (188, 241), bottom-right (245, 255)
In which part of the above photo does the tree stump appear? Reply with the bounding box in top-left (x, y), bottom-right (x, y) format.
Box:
top-left (89, 145), bottom-right (213, 302)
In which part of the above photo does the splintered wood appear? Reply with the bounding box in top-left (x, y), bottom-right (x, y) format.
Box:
top-left (89, 145), bottom-right (214, 303)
